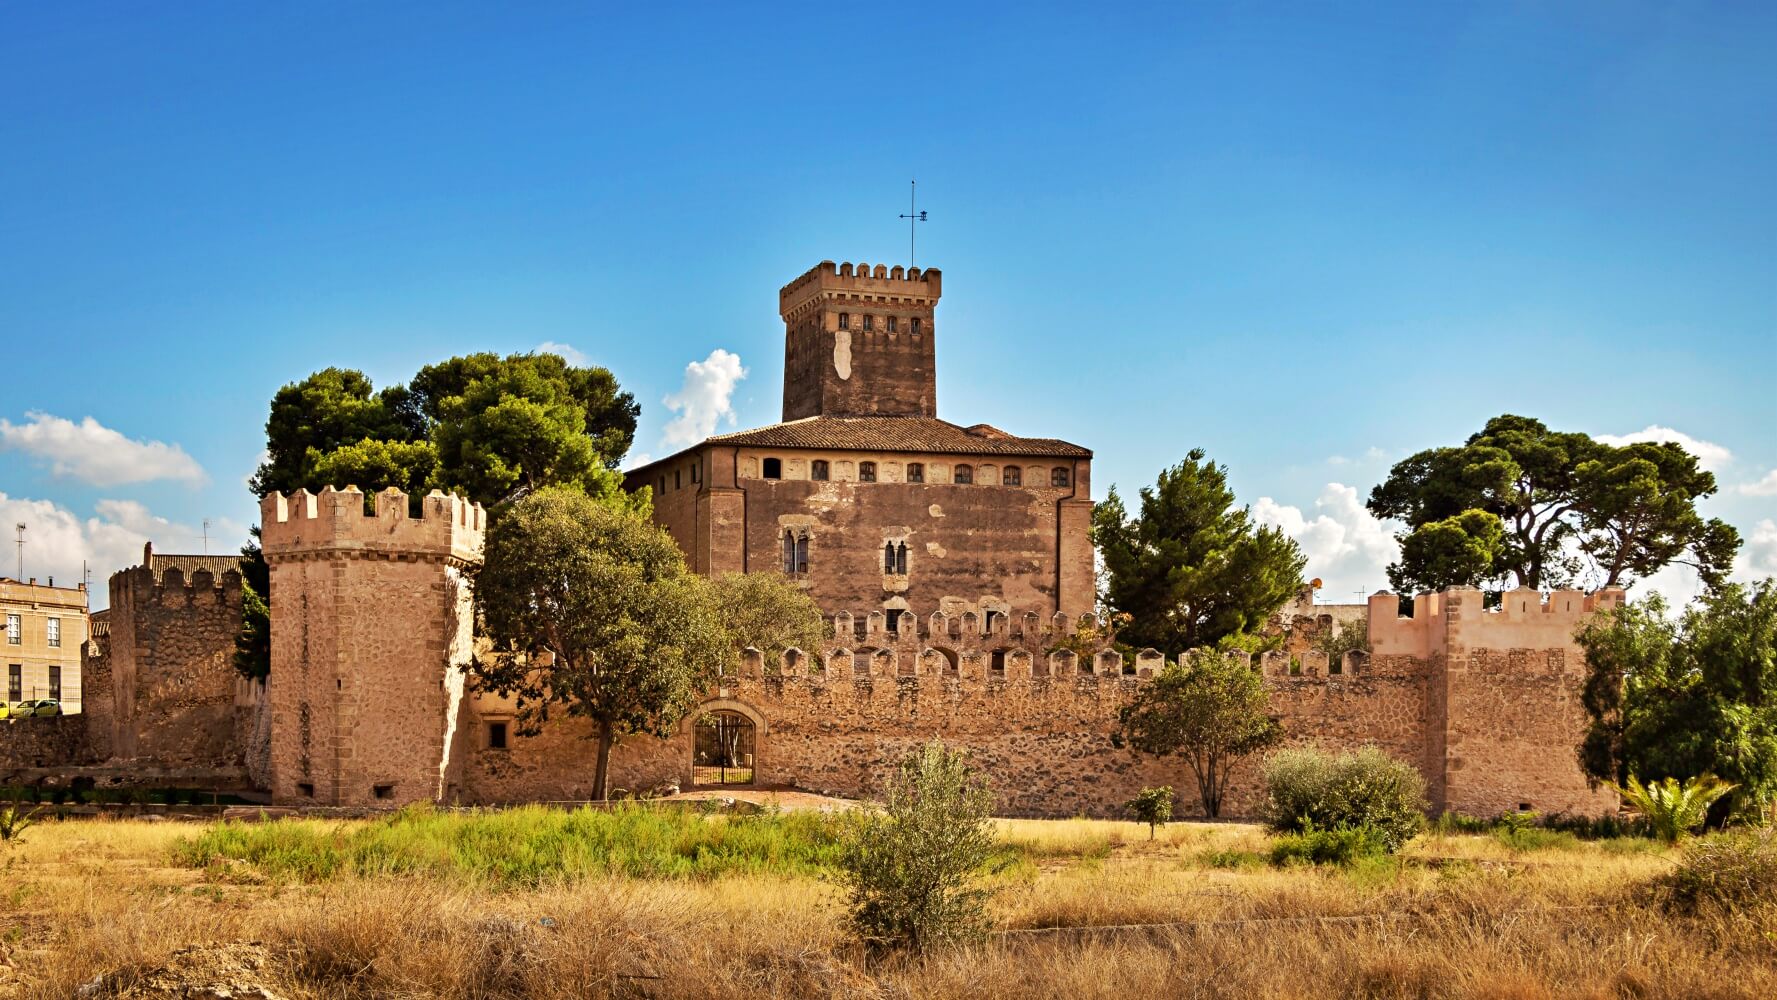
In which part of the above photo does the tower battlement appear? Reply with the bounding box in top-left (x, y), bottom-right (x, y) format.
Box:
top-left (260, 487), bottom-right (484, 565)
top-left (779, 260), bottom-right (943, 421)
top-left (779, 260), bottom-right (942, 320)
top-left (1366, 586), bottom-right (1626, 660)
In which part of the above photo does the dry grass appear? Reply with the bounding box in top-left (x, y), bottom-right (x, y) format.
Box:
top-left (3, 814), bottom-right (1774, 999)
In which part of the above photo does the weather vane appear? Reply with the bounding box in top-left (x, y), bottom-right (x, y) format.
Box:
top-left (898, 180), bottom-right (927, 268)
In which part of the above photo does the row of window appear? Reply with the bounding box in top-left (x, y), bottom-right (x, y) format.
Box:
top-left (6, 663), bottom-right (61, 701)
top-left (764, 458), bottom-right (1070, 487)
top-left (657, 461), bottom-right (702, 495)
top-left (837, 313), bottom-right (922, 334)
top-left (4, 614), bottom-right (61, 647)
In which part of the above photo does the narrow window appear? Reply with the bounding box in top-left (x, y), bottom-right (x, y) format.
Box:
top-left (887, 316), bottom-right (898, 333)
top-left (859, 461), bottom-right (877, 483)
top-left (5, 615), bottom-right (17, 645)
top-left (488, 721), bottom-right (509, 750)
top-left (954, 464), bottom-right (973, 485)
top-left (911, 318), bottom-right (922, 335)
top-left (884, 541), bottom-right (897, 573)
top-left (7, 664), bottom-right (19, 701)
top-left (985, 610), bottom-right (1002, 633)
top-left (863, 315), bottom-right (874, 331)
top-left (1003, 466), bottom-right (1021, 486)
top-left (46, 618), bottom-right (60, 648)
top-left (886, 609), bottom-right (901, 634)
top-left (658, 475), bottom-right (666, 495)
top-left (990, 650), bottom-right (1007, 674)
top-left (895, 542), bottom-right (908, 575)
top-left (48, 665), bottom-right (60, 701)
top-left (811, 460), bottom-right (830, 481)
top-left (691, 463), bottom-right (700, 484)
top-left (795, 533), bottom-right (809, 575)
top-left (674, 469), bottom-right (681, 490)
top-left (839, 312), bottom-right (850, 329)
top-left (907, 462), bottom-right (924, 483)
top-left (784, 531), bottom-right (798, 574)
top-left (1051, 466), bottom-right (1071, 487)
top-left (763, 457), bottom-right (782, 480)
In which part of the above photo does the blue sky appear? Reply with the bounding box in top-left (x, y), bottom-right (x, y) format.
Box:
top-left (2, 2), bottom-right (1773, 608)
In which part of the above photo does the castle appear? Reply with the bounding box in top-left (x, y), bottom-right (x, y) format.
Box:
top-left (2, 260), bottom-right (1621, 819)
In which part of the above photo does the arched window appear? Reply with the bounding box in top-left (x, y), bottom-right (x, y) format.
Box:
top-left (1050, 466), bottom-right (1070, 487)
top-left (859, 461), bottom-right (876, 483)
top-left (763, 457), bottom-right (782, 480)
top-left (907, 462), bottom-right (924, 483)
top-left (896, 542), bottom-right (908, 575)
top-left (884, 541), bottom-right (897, 573)
top-left (811, 460), bottom-right (829, 481)
top-left (795, 533), bottom-right (808, 574)
top-left (839, 313), bottom-right (850, 329)
top-left (1002, 466), bottom-right (1021, 486)
top-left (783, 531), bottom-right (797, 575)
top-left (954, 464), bottom-right (973, 484)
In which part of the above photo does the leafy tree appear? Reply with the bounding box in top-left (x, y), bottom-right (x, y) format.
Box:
top-left (840, 740), bottom-right (999, 953)
top-left (1368, 414), bottom-right (1739, 593)
top-left (706, 572), bottom-right (827, 672)
top-left (1311, 613), bottom-right (1370, 665)
top-left (405, 351), bottom-right (638, 467)
top-left (1094, 449), bottom-right (1308, 655)
top-left (1126, 786), bottom-right (1174, 840)
top-left (232, 530), bottom-right (271, 680)
top-left (1577, 582), bottom-right (1777, 821)
top-left (308, 438), bottom-right (440, 503)
top-left (1114, 650), bottom-right (1283, 818)
top-left (250, 368), bottom-right (418, 498)
top-left (469, 488), bottom-right (725, 801)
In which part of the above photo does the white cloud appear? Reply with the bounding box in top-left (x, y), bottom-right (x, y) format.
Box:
top-left (1738, 470), bottom-right (1777, 497)
top-left (0, 411), bottom-right (206, 486)
top-left (1744, 519), bottom-right (1777, 580)
top-left (661, 349), bottom-right (747, 448)
top-left (534, 341), bottom-right (590, 367)
top-left (1252, 483), bottom-right (1400, 601)
top-left (1594, 425), bottom-right (1732, 473)
top-left (0, 492), bottom-right (245, 607)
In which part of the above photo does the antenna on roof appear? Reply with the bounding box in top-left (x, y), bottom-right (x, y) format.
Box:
top-left (13, 523), bottom-right (23, 581)
top-left (202, 518), bottom-right (211, 554)
top-left (898, 180), bottom-right (928, 268)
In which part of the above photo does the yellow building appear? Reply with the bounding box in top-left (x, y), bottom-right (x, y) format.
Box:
top-left (0, 577), bottom-right (88, 711)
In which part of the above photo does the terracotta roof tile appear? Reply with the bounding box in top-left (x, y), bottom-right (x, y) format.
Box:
top-left (702, 416), bottom-right (1091, 458)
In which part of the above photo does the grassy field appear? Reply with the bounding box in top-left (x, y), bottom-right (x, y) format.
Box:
top-left (2, 805), bottom-right (1773, 999)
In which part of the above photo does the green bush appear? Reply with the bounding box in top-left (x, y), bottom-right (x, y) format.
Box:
top-left (1612, 774), bottom-right (1736, 846)
top-left (1125, 786), bottom-right (1173, 840)
top-left (1197, 848), bottom-right (1264, 870)
top-left (839, 740), bottom-right (999, 953)
top-left (1656, 827), bottom-right (1777, 914)
top-left (1268, 824), bottom-right (1388, 867)
top-left (1263, 746), bottom-right (1426, 853)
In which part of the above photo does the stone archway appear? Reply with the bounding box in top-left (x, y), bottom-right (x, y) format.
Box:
top-left (687, 699), bottom-right (768, 789)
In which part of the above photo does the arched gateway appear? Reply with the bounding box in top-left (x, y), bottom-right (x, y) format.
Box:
top-left (690, 700), bottom-right (766, 788)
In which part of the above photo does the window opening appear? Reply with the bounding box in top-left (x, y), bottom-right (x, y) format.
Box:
top-left (694, 710), bottom-right (757, 786)
top-left (884, 541), bottom-right (896, 573)
top-left (7, 664), bottom-right (18, 701)
top-left (48, 666), bottom-right (60, 701)
top-left (691, 463), bottom-right (700, 484)
top-left (911, 318), bottom-right (922, 335)
top-left (811, 460), bottom-right (829, 481)
top-left (859, 461), bottom-right (877, 483)
top-left (763, 457), bottom-right (782, 480)
top-left (47, 618), bottom-right (60, 648)
top-left (1051, 467), bottom-right (1071, 487)
top-left (795, 533), bottom-right (809, 574)
top-left (985, 610), bottom-right (1002, 634)
top-left (488, 721), bottom-right (508, 750)
top-left (863, 315), bottom-right (874, 331)
top-left (954, 464), bottom-right (973, 484)
top-left (839, 313), bottom-right (849, 329)
top-left (674, 469), bottom-right (681, 490)
top-left (887, 316), bottom-right (898, 333)
top-left (5, 615), bottom-right (18, 645)
top-left (896, 542), bottom-right (907, 575)
top-left (1003, 466), bottom-right (1022, 486)
top-left (907, 462), bottom-right (924, 483)
top-left (373, 784), bottom-right (394, 800)
top-left (990, 649), bottom-right (1007, 674)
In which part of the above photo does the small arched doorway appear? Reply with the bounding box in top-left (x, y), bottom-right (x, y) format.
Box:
top-left (693, 710), bottom-right (757, 787)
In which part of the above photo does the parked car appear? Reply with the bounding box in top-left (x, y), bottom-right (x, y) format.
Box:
top-left (0, 702), bottom-right (9, 720)
top-left (14, 699), bottom-right (61, 718)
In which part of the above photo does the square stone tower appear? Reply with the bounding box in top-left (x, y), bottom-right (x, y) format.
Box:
top-left (259, 486), bottom-right (484, 806)
top-left (779, 261), bottom-right (941, 420)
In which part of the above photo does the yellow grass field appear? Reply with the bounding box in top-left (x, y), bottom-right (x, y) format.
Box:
top-left (2, 810), bottom-right (1773, 999)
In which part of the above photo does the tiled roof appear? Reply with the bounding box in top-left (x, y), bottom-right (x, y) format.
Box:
top-left (702, 416), bottom-right (1091, 458)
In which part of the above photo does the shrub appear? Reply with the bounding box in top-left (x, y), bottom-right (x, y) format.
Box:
top-left (0, 795), bottom-right (41, 847)
top-left (1125, 786), bottom-right (1173, 840)
top-left (1263, 746), bottom-right (1426, 853)
top-left (1268, 824), bottom-right (1388, 867)
top-left (839, 740), bottom-right (999, 953)
top-left (1612, 774), bottom-right (1736, 845)
top-left (1656, 827), bottom-right (1777, 914)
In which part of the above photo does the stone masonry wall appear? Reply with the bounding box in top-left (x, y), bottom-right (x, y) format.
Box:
top-left (106, 563), bottom-right (244, 768)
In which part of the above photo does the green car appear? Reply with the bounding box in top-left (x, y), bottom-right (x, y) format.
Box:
top-left (14, 699), bottom-right (61, 718)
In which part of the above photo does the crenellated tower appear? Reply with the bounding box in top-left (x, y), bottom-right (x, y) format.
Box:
top-left (779, 260), bottom-right (942, 420)
top-left (260, 486), bottom-right (484, 806)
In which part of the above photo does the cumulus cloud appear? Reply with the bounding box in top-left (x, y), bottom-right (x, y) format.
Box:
top-left (0, 412), bottom-right (206, 486)
top-left (661, 349), bottom-right (747, 448)
top-left (1738, 470), bottom-right (1777, 497)
top-left (1252, 483), bottom-right (1400, 601)
top-left (534, 341), bottom-right (590, 367)
top-left (1594, 425), bottom-right (1732, 473)
top-left (0, 492), bottom-right (245, 606)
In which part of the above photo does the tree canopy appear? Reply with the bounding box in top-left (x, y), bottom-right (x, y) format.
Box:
top-left (1368, 414), bottom-right (1738, 594)
top-left (1092, 448), bottom-right (1307, 655)
top-left (706, 572), bottom-right (828, 671)
top-left (249, 351), bottom-right (640, 508)
top-left (1114, 649), bottom-right (1283, 818)
top-left (1576, 581), bottom-right (1777, 822)
top-left (469, 488), bottom-right (725, 800)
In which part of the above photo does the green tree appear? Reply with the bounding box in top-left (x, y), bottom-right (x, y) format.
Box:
top-left (469, 488), bottom-right (725, 801)
top-left (706, 572), bottom-right (827, 672)
top-left (1114, 650), bottom-right (1283, 818)
top-left (840, 740), bottom-right (999, 953)
top-left (250, 368), bottom-right (418, 497)
top-left (1577, 582), bottom-right (1777, 821)
top-left (1093, 449), bottom-right (1307, 655)
top-left (1368, 414), bottom-right (1739, 593)
top-left (232, 529), bottom-right (271, 680)
top-left (1126, 786), bottom-right (1174, 840)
